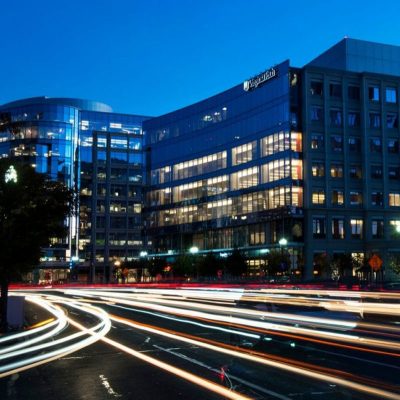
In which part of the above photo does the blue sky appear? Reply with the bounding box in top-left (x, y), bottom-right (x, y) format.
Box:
top-left (2, 0), bottom-right (400, 116)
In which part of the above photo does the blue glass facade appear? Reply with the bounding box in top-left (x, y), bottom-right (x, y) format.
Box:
top-left (144, 61), bottom-right (304, 275)
top-left (3, 38), bottom-right (400, 282)
top-left (0, 97), bottom-right (149, 283)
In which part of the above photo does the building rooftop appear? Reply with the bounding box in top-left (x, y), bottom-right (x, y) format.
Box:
top-left (306, 37), bottom-right (400, 76)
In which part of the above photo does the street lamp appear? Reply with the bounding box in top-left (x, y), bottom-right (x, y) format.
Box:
top-left (278, 238), bottom-right (288, 275)
top-left (139, 251), bottom-right (148, 257)
top-left (189, 246), bottom-right (199, 254)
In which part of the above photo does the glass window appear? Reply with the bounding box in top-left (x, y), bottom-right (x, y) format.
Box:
top-left (388, 166), bottom-right (400, 180)
top-left (369, 113), bottom-right (381, 128)
top-left (371, 191), bottom-right (383, 206)
top-left (372, 220), bottom-right (384, 239)
top-left (311, 162), bottom-right (325, 177)
top-left (386, 113), bottom-right (398, 129)
top-left (389, 193), bottom-right (400, 207)
top-left (385, 87), bottom-right (397, 103)
top-left (351, 219), bottom-right (363, 239)
top-left (350, 191), bottom-right (362, 206)
top-left (330, 163), bottom-right (343, 178)
top-left (388, 138), bottom-right (399, 153)
top-left (232, 141), bottom-right (256, 166)
top-left (368, 86), bottom-right (380, 102)
top-left (349, 165), bottom-right (362, 179)
top-left (312, 189), bottom-right (325, 205)
top-left (331, 135), bottom-right (343, 152)
top-left (329, 83), bottom-right (342, 98)
top-left (348, 137), bottom-right (361, 152)
top-left (371, 165), bottom-right (383, 179)
top-left (332, 218), bottom-right (345, 239)
top-left (348, 111), bottom-right (360, 128)
top-left (110, 151), bottom-right (128, 163)
top-left (312, 217), bottom-right (326, 238)
top-left (310, 106), bottom-right (323, 122)
top-left (231, 166), bottom-right (259, 189)
top-left (370, 137), bottom-right (382, 152)
top-left (311, 134), bottom-right (324, 150)
top-left (129, 137), bottom-right (142, 150)
top-left (310, 81), bottom-right (323, 96)
top-left (262, 160), bottom-right (289, 183)
top-left (110, 136), bottom-right (128, 149)
top-left (261, 132), bottom-right (290, 156)
top-left (348, 85), bottom-right (360, 100)
top-left (330, 109), bottom-right (342, 127)
top-left (332, 190), bottom-right (344, 206)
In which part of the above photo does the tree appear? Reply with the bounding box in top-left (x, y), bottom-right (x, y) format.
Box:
top-left (197, 253), bottom-right (221, 278)
top-left (225, 249), bottom-right (247, 277)
top-left (0, 160), bottom-right (73, 332)
top-left (265, 249), bottom-right (291, 275)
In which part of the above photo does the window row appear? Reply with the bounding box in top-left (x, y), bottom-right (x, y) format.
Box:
top-left (311, 190), bottom-right (400, 207)
top-left (311, 134), bottom-right (400, 153)
top-left (151, 133), bottom-right (303, 184)
top-left (310, 107), bottom-right (398, 129)
top-left (312, 217), bottom-right (400, 240)
top-left (312, 162), bottom-right (400, 180)
top-left (310, 81), bottom-right (397, 104)
top-left (149, 186), bottom-right (303, 227)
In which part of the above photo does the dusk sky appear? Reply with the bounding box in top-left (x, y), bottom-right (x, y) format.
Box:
top-left (2, 0), bottom-right (400, 116)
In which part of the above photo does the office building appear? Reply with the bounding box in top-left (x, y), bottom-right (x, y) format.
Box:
top-left (0, 97), bottom-right (148, 282)
top-left (144, 38), bottom-right (400, 280)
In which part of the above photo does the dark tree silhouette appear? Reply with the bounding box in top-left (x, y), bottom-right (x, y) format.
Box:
top-left (0, 160), bottom-right (73, 332)
top-left (225, 249), bottom-right (247, 277)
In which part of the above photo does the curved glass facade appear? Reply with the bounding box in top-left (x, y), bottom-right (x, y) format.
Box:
top-left (144, 60), bottom-right (304, 275)
top-left (0, 97), bottom-right (149, 283)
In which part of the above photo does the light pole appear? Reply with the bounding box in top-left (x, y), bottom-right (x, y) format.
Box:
top-left (278, 238), bottom-right (288, 275)
top-left (189, 246), bottom-right (199, 280)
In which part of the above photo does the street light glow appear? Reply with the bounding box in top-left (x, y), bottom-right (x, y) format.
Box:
top-left (189, 246), bottom-right (199, 254)
top-left (4, 165), bottom-right (17, 183)
top-left (278, 238), bottom-right (288, 246)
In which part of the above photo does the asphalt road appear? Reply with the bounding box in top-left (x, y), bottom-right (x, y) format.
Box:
top-left (0, 287), bottom-right (399, 400)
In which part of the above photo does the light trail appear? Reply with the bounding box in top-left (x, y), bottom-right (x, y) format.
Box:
top-left (108, 313), bottom-right (400, 400)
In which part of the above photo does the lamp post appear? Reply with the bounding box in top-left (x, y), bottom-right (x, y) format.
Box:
top-left (278, 238), bottom-right (288, 275)
top-left (189, 246), bottom-right (199, 280)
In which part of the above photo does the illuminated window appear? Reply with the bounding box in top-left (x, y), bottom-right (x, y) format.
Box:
top-left (291, 132), bottom-right (302, 152)
top-left (372, 220), bottom-right (384, 239)
top-left (232, 141), bottom-right (256, 166)
top-left (312, 217), bottom-right (326, 238)
top-left (312, 162), bottom-right (324, 177)
top-left (261, 132), bottom-right (290, 156)
top-left (389, 193), bottom-right (400, 207)
top-left (291, 159), bottom-right (303, 180)
top-left (231, 167), bottom-right (258, 189)
top-left (332, 190), bottom-right (344, 206)
top-left (330, 163), bottom-right (343, 178)
top-left (312, 189), bottom-right (325, 205)
top-left (350, 219), bottom-right (363, 239)
top-left (332, 218), bottom-right (345, 239)
top-left (262, 159), bottom-right (290, 183)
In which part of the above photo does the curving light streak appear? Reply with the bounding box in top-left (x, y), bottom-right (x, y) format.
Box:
top-left (109, 313), bottom-right (400, 400)
top-left (0, 296), bottom-right (111, 378)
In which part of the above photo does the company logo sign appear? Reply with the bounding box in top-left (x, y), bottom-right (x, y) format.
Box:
top-left (243, 67), bottom-right (277, 91)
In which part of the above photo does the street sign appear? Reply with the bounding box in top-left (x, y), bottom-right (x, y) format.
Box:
top-left (368, 254), bottom-right (383, 271)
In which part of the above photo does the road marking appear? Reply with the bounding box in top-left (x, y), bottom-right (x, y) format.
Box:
top-left (99, 374), bottom-right (122, 398)
top-left (153, 344), bottom-right (292, 400)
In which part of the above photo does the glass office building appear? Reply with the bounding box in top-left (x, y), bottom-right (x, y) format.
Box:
top-left (0, 97), bottom-right (148, 282)
top-left (144, 38), bottom-right (400, 280)
top-left (2, 38), bottom-right (400, 282)
top-left (143, 60), bottom-right (304, 276)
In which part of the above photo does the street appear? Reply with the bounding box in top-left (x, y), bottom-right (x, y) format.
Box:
top-left (0, 286), bottom-right (399, 399)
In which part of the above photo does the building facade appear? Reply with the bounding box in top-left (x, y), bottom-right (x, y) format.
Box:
top-left (0, 97), bottom-right (148, 282)
top-left (2, 38), bottom-right (400, 282)
top-left (144, 38), bottom-right (400, 280)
